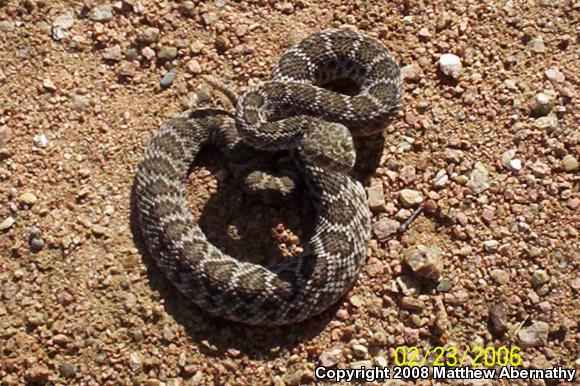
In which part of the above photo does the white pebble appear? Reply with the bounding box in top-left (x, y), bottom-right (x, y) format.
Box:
top-left (439, 53), bottom-right (463, 79)
top-left (34, 134), bottom-right (49, 148)
top-left (509, 159), bottom-right (522, 171)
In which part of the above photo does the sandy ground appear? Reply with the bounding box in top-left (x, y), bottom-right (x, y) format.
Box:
top-left (0, 0), bottom-right (578, 385)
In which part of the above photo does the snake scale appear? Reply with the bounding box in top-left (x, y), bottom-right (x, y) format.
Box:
top-left (134, 29), bottom-right (402, 325)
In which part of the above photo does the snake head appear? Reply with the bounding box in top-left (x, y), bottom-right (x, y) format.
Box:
top-left (299, 122), bottom-right (356, 174)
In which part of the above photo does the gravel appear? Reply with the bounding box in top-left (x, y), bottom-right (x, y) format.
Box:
top-left (0, 1), bottom-right (576, 384)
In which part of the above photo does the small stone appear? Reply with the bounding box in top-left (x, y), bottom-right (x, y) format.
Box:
top-left (140, 27), bottom-right (160, 44)
top-left (160, 70), bottom-right (177, 88)
top-left (527, 35), bottom-right (545, 53)
top-left (319, 347), bottom-right (343, 367)
top-left (534, 115), bottom-right (558, 131)
top-left (128, 351), bottom-right (143, 373)
top-left (18, 192), bottom-right (38, 205)
top-left (483, 240), bottom-right (499, 252)
top-left (0, 216), bottom-right (15, 231)
top-left (178, 1), bottom-right (195, 16)
top-left (396, 275), bottom-right (421, 296)
top-left (214, 36), bottom-right (229, 52)
top-left (186, 59), bottom-right (202, 74)
top-left (102, 45), bottom-right (122, 61)
top-left (157, 46), bottom-right (178, 60)
top-left (30, 237), bottom-right (45, 252)
top-left (142, 47), bottom-right (156, 60)
top-left (466, 162), bottom-right (490, 194)
top-left (561, 155), bottom-right (578, 172)
top-left (91, 225), bottom-right (107, 236)
top-left (509, 159), bottom-right (522, 171)
top-left (439, 53), bottom-right (462, 79)
top-left (0, 20), bottom-right (15, 32)
top-left (399, 189), bottom-right (423, 208)
top-left (488, 303), bottom-right (508, 333)
top-left (518, 321), bottom-right (549, 348)
top-left (53, 334), bottom-right (70, 345)
top-left (42, 78), bottom-right (57, 92)
top-left (201, 12), bottom-right (215, 26)
top-left (501, 149), bottom-right (516, 168)
top-left (0, 125), bottom-right (11, 149)
top-left (529, 91), bottom-right (555, 116)
top-left (436, 277), bottom-right (453, 292)
top-left (372, 218), bottom-right (400, 241)
top-left (71, 94), bottom-right (90, 113)
top-left (352, 344), bottom-right (368, 359)
top-left (125, 48), bottom-right (138, 60)
top-left (53, 11), bottom-right (75, 30)
top-left (418, 27), bottom-right (431, 38)
top-left (433, 169), bottom-right (449, 188)
top-left (367, 182), bottom-right (385, 211)
top-left (444, 148), bottom-right (464, 163)
top-left (401, 63), bottom-right (422, 81)
top-left (544, 67), bottom-right (565, 83)
top-left (490, 269), bottom-right (510, 285)
top-left (190, 40), bottom-right (204, 55)
top-left (26, 366), bottom-right (51, 385)
top-left (89, 5), bottom-right (113, 22)
top-left (401, 296), bottom-right (425, 311)
top-left (402, 245), bottom-right (444, 280)
top-left (162, 326), bottom-right (175, 342)
top-left (531, 269), bottom-right (549, 287)
top-left (59, 362), bottom-right (77, 378)
top-left (530, 161), bottom-right (550, 177)
top-left (275, 2), bottom-right (295, 14)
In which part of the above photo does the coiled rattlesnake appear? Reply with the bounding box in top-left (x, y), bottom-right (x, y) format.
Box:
top-left (134, 29), bottom-right (402, 325)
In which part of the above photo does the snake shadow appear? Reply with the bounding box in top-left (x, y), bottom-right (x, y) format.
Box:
top-left (129, 133), bottom-right (385, 360)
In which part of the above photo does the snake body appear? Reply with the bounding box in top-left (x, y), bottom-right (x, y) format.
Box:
top-left (134, 29), bottom-right (402, 325)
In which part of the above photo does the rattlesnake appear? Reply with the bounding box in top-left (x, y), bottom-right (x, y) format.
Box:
top-left (134, 29), bottom-right (402, 325)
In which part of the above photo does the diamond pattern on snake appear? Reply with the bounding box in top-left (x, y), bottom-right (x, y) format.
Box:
top-left (134, 29), bottom-right (402, 325)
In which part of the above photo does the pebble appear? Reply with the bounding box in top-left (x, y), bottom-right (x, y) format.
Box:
top-left (432, 169), bottom-right (449, 188)
top-left (399, 189), bottom-right (423, 208)
top-left (42, 78), bottom-right (57, 92)
top-left (102, 45), bottom-right (122, 61)
top-left (125, 48), bottom-right (139, 60)
top-left (466, 162), bottom-right (490, 194)
top-left (71, 94), bottom-right (90, 112)
top-left (533, 115), bottom-right (558, 131)
top-left (509, 159), bottom-right (522, 171)
top-left (319, 347), bottom-right (343, 367)
top-left (544, 67), bottom-right (565, 83)
top-left (0, 125), bottom-right (11, 148)
top-left (367, 182), bottom-right (385, 211)
top-left (483, 240), bottom-right (499, 252)
top-left (372, 218), bottom-right (400, 241)
top-left (436, 277), bottom-right (453, 292)
top-left (530, 161), bottom-right (549, 177)
top-left (401, 296), bottom-right (425, 311)
top-left (529, 91), bottom-right (555, 116)
top-left (162, 326), bottom-right (175, 342)
top-left (59, 362), bottom-right (77, 378)
top-left (158, 46), bottom-right (178, 60)
top-left (89, 5), bottom-right (114, 22)
top-left (488, 303), bottom-right (508, 333)
top-left (561, 154), bottom-right (578, 172)
top-left (418, 27), bottom-right (432, 39)
top-left (518, 321), bottom-right (549, 348)
top-left (160, 70), bottom-right (177, 88)
top-left (0, 216), bottom-right (15, 231)
top-left (30, 237), bottom-right (45, 252)
top-left (396, 275), bottom-right (421, 296)
top-left (142, 47), bottom-right (156, 60)
top-left (186, 59), bottom-right (202, 74)
top-left (352, 344), bottom-right (368, 359)
top-left (128, 351), bottom-right (143, 373)
top-left (140, 27), bottom-right (160, 44)
top-left (501, 149), bottom-right (516, 168)
top-left (26, 366), bottom-right (51, 385)
top-left (0, 20), bottom-right (15, 32)
top-left (402, 245), bottom-right (444, 280)
top-left (490, 269), bottom-right (509, 285)
top-left (439, 53), bottom-right (462, 79)
top-left (178, 1), bottom-right (195, 16)
top-left (18, 192), bottom-right (38, 205)
top-left (401, 63), bottom-right (422, 81)
top-left (531, 269), bottom-right (549, 287)
top-left (527, 35), bottom-right (545, 53)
